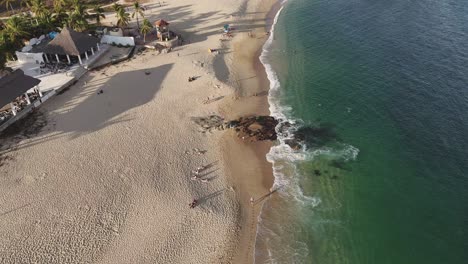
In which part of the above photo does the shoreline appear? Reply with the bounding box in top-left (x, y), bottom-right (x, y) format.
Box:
top-left (0, 0), bottom-right (283, 263)
top-left (220, 0), bottom-right (284, 262)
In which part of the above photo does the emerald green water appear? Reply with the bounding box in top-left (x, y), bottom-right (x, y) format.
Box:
top-left (256, 0), bottom-right (468, 263)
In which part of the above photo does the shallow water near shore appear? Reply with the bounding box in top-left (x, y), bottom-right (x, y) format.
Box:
top-left (256, 0), bottom-right (468, 263)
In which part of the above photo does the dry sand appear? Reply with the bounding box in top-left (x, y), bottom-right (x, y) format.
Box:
top-left (0, 0), bottom-right (277, 263)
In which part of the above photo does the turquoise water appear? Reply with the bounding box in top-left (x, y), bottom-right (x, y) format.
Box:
top-left (256, 0), bottom-right (468, 263)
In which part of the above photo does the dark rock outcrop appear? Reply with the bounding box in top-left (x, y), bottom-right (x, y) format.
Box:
top-left (232, 116), bottom-right (278, 142)
top-left (191, 115), bottom-right (279, 142)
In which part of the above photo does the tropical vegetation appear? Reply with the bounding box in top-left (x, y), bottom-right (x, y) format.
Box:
top-left (115, 5), bottom-right (130, 30)
top-left (140, 18), bottom-right (152, 43)
top-left (131, 1), bottom-right (144, 29)
top-left (92, 5), bottom-right (105, 26)
top-left (1, 0), bottom-right (15, 13)
top-left (0, 0), bottom-right (136, 69)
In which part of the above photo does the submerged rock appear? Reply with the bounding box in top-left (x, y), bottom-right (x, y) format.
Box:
top-left (284, 139), bottom-right (302, 150)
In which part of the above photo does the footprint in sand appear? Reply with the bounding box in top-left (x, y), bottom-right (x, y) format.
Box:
top-left (119, 174), bottom-right (129, 182)
top-left (18, 173), bottom-right (47, 184)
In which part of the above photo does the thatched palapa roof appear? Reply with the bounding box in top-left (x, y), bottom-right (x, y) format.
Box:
top-left (154, 19), bottom-right (169, 27)
top-left (43, 27), bottom-right (99, 56)
top-left (0, 70), bottom-right (41, 108)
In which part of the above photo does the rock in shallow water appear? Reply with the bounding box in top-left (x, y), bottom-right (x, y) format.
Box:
top-left (232, 116), bottom-right (278, 142)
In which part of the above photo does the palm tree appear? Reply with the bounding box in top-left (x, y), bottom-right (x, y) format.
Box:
top-left (116, 7), bottom-right (130, 30)
top-left (0, 45), bottom-right (7, 69)
top-left (4, 16), bottom-right (29, 43)
top-left (0, 34), bottom-right (18, 62)
top-left (68, 14), bottom-right (88, 32)
top-left (140, 18), bottom-right (152, 43)
top-left (112, 3), bottom-right (123, 12)
top-left (71, 0), bottom-right (89, 19)
top-left (92, 6), bottom-right (105, 26)
top-left (67, 0), bottom-right (89, 32)
top-left (132, 1), bottom-right (145, 29)
top-left (37, 12), bottom-right (54, 32)
top-left (53, 0), bottom-right (68, 13)
top-left (52, 7), bottom-right (69, 27)
top-left (27, 0), bottom-right (49, 23)
top-left (1, 0), bottom-right (15, 13)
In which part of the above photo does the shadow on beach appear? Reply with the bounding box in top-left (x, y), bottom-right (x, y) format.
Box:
top-left (0, 64), bottom-right (173, 156)
top-left (198, 189), bottom-right (226, 205)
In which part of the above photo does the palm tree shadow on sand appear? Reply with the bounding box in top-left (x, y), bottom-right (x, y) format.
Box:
top-left (0, 64), bottom-right (173, 155)
top-left (59, 63), bottom-right (173, 138)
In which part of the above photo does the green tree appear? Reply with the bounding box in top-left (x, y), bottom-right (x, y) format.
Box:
top-left (0, 45), bottom-right (7, 69)
top-left (1, 0), bottom-right (15, 13)
top-left (52, 7), bottom-right (69, 27)
top-left (140, 18), bottom-right (152, 43)
top-left (0, 16), bottom-right (30, 67)
top-left (92, 5), bottom-right (105, 26)
top-left (67, 0), bottom-right (89, 32)
top-left (132, 1), bottom-right (145, 29)
top-left (53, 0), bottom-right (68, 13)
top-left (0, 32), bottom-right (12, 68)
top-left (36, 12), bottom-right (54, 32)
top-left (112, 3), bottom-right (123, 12)
top-left (116, 7), bottom-right (130, 30)
top-left (20, 0), bottom-right (30, 9)
top-left (3, 16), bottom-right (28, 43)
top-left (27, 0), bottom-right (49, 23)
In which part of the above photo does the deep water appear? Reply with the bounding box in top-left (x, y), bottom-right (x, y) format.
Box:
top-left (256, 0), bottom-right (468, 263)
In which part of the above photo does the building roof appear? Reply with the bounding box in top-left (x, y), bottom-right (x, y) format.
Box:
top-left (0, 69), bottom-right (41, 108)
top-left (43, 27), bottom-right (99, 56)
top-left (154, 19), bottom-right (169, 27)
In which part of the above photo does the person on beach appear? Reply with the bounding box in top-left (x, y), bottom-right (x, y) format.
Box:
top-left (189, 199), bottom-right (198, 208)
top-left (250, 197), bottom-right (255, 205)
top-left (193, 166), bottom-right (206, 174)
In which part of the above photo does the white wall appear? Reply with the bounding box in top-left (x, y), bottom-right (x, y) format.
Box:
top-left (15, 51), bottom-right (44, 64)
top-left (100, 36), bottom-right (135, 46)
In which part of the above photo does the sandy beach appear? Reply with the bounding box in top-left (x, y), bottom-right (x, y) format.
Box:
top-left (0, 0), bottom-right (277, 263)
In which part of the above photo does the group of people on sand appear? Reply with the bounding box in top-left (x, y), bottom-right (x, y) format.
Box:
top-left (189, 164), bottom-right (212, 208)
top-left (190, 165), bottom-right (209, 182)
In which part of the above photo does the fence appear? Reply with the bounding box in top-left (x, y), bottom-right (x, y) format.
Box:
top-left (100, 36), bottom-right (135, 46)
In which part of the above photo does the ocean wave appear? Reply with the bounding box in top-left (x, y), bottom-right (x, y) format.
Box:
top-left (307, 143), bottom-right (360, 162)
top-left (255, 0), bottom-right (360, 262)
top-left (257, 0), bottom-right (358, 239)
top-left (258, 5), bottom-right (360, 256)
top-left (259, 2), bottom-right (333, 206)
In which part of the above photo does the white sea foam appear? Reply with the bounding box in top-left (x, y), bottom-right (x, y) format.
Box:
top-left (306, 143), bottom-right (360, 162)
top-left (260, 2), bottom-right (323, 206)
top-left (258, 0), bottom-right (360, 210)
top-left (256, 0), bottom-right (363, 262)
top-left (255, 0), bottom-right (360, 262)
